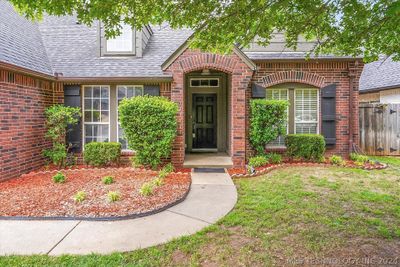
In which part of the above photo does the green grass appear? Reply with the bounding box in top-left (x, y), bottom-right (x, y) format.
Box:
top-left (1, 156), bottom-right (400, 266)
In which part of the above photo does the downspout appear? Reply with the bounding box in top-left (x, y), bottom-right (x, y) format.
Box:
top-left (348, 61), bottom-right (359, 154)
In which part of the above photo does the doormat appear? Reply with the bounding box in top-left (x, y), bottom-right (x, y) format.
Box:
top-left (193, 168), bottom-right (226, 173)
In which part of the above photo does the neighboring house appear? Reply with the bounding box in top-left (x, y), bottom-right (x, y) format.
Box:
top-left (0, 0), bottom-right (364, 181)
top-left (359, 57), bottom-right (400, 103)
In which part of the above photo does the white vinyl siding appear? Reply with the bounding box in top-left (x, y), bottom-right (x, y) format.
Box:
top-left (106, 23), bottom-right (134, 53)
top-left (83, 86), bottom-right (110, 144)
top-left (117, 85), bottom-right (144, 150)
top-left (266, 89), bottom-right (288, 146)
top-left (295, 88), bottom-right (319, 134)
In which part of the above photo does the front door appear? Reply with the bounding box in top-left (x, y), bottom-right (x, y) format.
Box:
top-left (192, 94), bottom-right (217, 149)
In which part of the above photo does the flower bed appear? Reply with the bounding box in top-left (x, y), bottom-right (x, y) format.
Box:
top-left (228, 160), bottom-right (387, 178)
top-left (0, 168), bottom-right (191, 220)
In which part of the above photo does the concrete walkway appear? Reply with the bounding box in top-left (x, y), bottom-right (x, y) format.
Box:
top-left (0, 171), bottom-right (237, 256)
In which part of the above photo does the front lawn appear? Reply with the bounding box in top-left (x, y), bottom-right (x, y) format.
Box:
top-left (1, 157), bottom-right (399, 266)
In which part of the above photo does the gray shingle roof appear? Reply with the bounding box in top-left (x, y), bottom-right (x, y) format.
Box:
top-left (0, 1), bottom-right (52, 75)
top-left (38, 16), bottom-right (192, 78)
top-left (359, 57), bottom-right (400, 91)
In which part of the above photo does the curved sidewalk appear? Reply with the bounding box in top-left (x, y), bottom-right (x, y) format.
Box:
top-left (0, 172), bottom-right (237, 256)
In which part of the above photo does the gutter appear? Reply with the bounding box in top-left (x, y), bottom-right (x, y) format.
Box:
top-left (56, 76), bottom-right (173, 83)
top-left (359, 84), bottom-right (400, 94)
top-left (0, 61), bottom-right (55, 81)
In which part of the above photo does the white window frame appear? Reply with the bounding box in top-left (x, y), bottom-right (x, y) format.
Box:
top-left (189, 78), bottom-right (220, 87)
top-left (82, 85), bottom-right (111, 147)
top-left (116, 85), bottom-right (144, 151)
top-left (265, 88), bottom-right (289, 147)
top-left (294, 88), bottom-right (320, 134)
top-left (103, 23), bottom-right (136, 56)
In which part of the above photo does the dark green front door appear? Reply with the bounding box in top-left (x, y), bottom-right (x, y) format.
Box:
top-left (192, 94), bottom-right (217, 149)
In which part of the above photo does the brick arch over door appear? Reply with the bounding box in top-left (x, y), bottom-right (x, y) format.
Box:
top-left (164, 49), bottom-right (254, 167)
top-left (259, 71), bottom-right (325, 88)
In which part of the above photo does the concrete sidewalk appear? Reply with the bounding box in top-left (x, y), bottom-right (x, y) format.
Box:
top-left (0, 171), bottom-right (237, 256)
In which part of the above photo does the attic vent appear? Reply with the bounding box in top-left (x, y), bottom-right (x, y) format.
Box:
top-left (75, 21), bottom-right (81, 25)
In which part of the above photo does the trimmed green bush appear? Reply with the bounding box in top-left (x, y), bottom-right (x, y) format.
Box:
top-left (285, 134), bottom-right (325, 161)
top-left (265, 153), bottom-right (282, 164)
top-left (330, 155), bottom-right (345, 166)
top-left (83, 142), bottom-right (121, 166)
top-left (102, 176), bottom-right (114, 185)
top-left (349, 153), bottom-right (369, 163)
top-left (248, 156), bottom-right (268, 167)
top-left (52, 172), bottom-right (66, 183)
top-left (249, 99), bottom-right (288, 155)
top-left (118, 96), bottom-right (178, 169)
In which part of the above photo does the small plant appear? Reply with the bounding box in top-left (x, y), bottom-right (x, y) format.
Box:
top-left (107, 191), bottom-right (121, 202)
top-left (140, 182), bottom-right (154, 196)
top-left (73, 191), bottom-right (86, 203)
top-left (158, 169), bottom-right (169, 179)
top-left (102, 176), bottom-right (114, 185)
top-left (154, 177), bottom-right (164, 186)
top-left (248, 156), bottom-right (268, 167)
top-left (349, 153), bottom-right (369, 163)
top-left (163, 163), bottom-right (175, 173)
top-left (52, 172), bottom-right (66, 183)
top-left (265, 153), bottom-right (282, 164)
top-left (330, 155), bottom-right (345, 166)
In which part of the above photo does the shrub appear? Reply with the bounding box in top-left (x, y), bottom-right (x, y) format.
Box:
top-left (330, 155), bottom-right (345, 166)
top-left (102, 176), bottom-right (114, 185)
top-left (43, 105), bottom-right (81, 168)
top-left (73, 191), bottom-right (87, 203)
top-left (265, 153), bottom-right (282, 164)
top-left (285, 134), bottom-right (325, 161)
top-left (83, 142), bottom-right (121, 166)
top-left (52, 172), bottom-right (66, 183)
top-left (119, 96), bottom-right (178, 169)
top-left (248, 156), bottom-right (268, 167)
top-left (249, 99), bottom-right (288, 155)
top-left (107, 191), bottom-right (121, 202)
top-left (349, 153), bottom-right (369, 163)
top-left (140, 182), bottom-right (154, 196)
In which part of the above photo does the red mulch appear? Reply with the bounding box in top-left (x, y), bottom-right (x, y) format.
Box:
top-left (0, 168), bottom-right (191, 218)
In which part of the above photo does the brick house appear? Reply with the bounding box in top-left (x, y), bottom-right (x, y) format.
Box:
top-left (0, 1), bottom-right (364, 181)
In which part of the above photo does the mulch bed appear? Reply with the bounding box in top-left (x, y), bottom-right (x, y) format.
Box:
top-left (0, 168), bottom-right (191, 219)
top-left (228, 160), bottom-right (387, 178)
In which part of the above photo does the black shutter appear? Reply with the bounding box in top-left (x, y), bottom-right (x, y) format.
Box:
top-left (64, 85), bottom-right (82, 152)
top-left (321, 84), bottom-right (336, 145)
top-left (252, 83), bottom-right (266, 98)
top-left (144, 85), bottom-right (160, 96)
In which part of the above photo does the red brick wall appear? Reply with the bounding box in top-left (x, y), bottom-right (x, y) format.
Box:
top-left (0, 69), bottom-right (56, 181)
top-left (249, 60), bottom-right (364, 158)
top-left (164, 49), bottom-right (254, 168)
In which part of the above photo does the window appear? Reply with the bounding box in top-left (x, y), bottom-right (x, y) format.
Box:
top-left (83, 86), bottom-right (110, 144)
top-left (117, 85), bottom-right (144, 150)
top-left (105, 23), bottom-right (135, 54)
top-left (266, 89), bottom-right (289, 146)
top-left (190, 78), bottom-right (219, 87)
top-left (265, 86), bottom-right (319, 147)
top-left (295, 89), bottom-right (318, 134)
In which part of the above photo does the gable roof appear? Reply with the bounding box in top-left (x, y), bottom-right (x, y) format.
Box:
top-left (0, 0), bottom-right (53, 76)
top-left (360, 57), bottom-right (400, 92)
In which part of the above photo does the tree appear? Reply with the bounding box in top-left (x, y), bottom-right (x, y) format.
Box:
top-left (9, 0), bottom-right (400, 62)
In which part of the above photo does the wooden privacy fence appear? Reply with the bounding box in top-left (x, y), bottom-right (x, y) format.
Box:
top-left (359, 103), bottom-right (400, 156)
